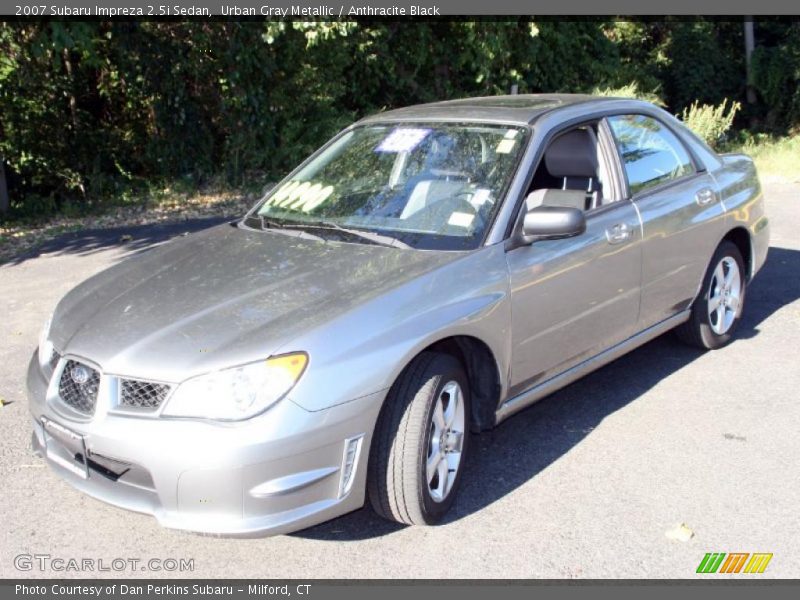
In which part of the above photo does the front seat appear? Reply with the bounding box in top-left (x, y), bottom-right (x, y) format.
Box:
top-left (528, 128), bottom-right (602, 211)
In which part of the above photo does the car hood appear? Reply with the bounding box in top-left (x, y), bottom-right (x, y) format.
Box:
top-left (50, 223), bottom-right (460, 382)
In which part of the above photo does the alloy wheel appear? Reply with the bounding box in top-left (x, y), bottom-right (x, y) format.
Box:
top-left (707, 256), bottom-right (742, 335)
top-left (426, 380), bottom-right (465, 503)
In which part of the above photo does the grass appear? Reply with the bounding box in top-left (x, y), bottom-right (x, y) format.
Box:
top-left (725, 134), bottom-right (800, 182)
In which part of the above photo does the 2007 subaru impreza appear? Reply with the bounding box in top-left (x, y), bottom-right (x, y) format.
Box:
top-left (28, 95), bottom-right (769, 535)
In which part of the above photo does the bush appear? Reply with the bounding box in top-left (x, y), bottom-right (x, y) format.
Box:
top-left (679, 99), bottom-right (741, 149)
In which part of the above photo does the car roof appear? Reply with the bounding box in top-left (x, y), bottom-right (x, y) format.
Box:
top-left (357, 94), bottom-right (622, 126)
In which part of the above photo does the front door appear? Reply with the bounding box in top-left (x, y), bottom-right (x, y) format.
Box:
top-left (505, 200), bottom-right (642, 396)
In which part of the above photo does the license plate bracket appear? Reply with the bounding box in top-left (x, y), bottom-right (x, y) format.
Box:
top-left (41, 416), bottom-right (89, 479)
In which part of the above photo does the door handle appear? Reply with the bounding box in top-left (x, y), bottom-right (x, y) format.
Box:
top-left (695, 187), bottom-right (716, 206)
top-left (606, 223), bottom-right (632, 245)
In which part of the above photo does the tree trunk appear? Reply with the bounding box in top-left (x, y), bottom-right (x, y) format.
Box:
top-left (63, 48), bottom-right (79, 131)
top-left (0, 160), bottom-right (9, 216)
top-left (744, 18), bottom-right (757, 105)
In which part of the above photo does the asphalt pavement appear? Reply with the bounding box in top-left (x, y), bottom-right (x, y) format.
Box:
top-left (1, 183), bottom-right (798, 578)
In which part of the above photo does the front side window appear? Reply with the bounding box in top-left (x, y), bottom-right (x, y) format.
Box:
top-left (608, 115), bottom-right (695, 195)
top-left (249, 123), bottom-right (528, 250)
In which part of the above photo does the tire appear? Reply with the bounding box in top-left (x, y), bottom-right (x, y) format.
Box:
top-left (368, 352), bottom-right (470, 525)
top-left (676, 240), bottom-right (746, 350)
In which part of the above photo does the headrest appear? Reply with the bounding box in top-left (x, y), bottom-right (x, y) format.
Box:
top-left (544, 128), bottom-right (598, 178)
top-left (526, 188), bottom-right (588, 211)
top-left (424, 133), bottom-right (457, 168)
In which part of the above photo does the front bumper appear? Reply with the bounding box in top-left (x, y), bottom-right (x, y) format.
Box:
top-left (27, 354), bottom-right (384, 536)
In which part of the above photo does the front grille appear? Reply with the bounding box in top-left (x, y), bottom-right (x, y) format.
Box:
top-left (119, 379), bottom-right (171, 411)
top-left (58, 360), bottom-right (100, 415)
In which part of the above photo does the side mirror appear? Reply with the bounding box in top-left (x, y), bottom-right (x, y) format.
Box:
top-left (521, 205), bottom-right (586, 243)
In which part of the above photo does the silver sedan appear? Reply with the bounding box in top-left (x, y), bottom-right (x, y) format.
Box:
top-left (27, 94), bottom-right (769, 535)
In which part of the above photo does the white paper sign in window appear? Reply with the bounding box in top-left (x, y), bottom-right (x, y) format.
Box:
top-left (375, 128), bottom-right (431, 153)
top-left (448, 211), bottom-right (475, 228)
top-left (495, 139), bottom-right (517, 154)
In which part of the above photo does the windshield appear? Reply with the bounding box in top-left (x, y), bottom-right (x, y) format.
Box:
top-left (248, 123), bottom-right (528, 250)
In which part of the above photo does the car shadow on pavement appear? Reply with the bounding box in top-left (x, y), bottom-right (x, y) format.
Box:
top-left (294, 245), bottom-right (800, 541)
top-left (733, 247), bottom-right (799, 340)
top-left (3, 216), bottom-right (230, 266)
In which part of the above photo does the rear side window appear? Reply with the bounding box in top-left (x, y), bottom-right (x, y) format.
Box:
top-left (608, 115), bottom-right (695, 195)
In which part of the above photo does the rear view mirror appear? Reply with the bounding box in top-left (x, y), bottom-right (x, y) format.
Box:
top-left (521, 206), bottom-right (586, 243)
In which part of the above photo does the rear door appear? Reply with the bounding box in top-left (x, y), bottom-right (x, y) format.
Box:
top-left (606, 114), bottom-right (727, 328)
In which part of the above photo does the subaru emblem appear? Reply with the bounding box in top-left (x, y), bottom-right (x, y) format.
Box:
top-left (71, 365), bottom-right (90, 385)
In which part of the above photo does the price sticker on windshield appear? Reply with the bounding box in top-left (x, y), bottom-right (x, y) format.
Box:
top-left (495, 139), bottom-right (517, 154)
top-left (376, 128), bottom-right (431, 153)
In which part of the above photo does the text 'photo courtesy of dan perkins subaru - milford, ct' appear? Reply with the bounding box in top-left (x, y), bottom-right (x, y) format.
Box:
top-left (15, 584), bottom-right (311, 597)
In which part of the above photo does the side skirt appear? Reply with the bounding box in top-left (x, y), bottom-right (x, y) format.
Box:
top-left (494, 310), bottom-right (691, 425)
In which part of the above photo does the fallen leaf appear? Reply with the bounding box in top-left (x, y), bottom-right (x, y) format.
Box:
top-left (666, 523), bottom-right (695, 542)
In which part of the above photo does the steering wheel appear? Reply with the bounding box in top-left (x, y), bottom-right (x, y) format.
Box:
top-left (401, 194), bottom-right (478, 232)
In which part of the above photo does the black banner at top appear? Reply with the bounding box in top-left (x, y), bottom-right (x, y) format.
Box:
top-left (3, 0), bottom-right (800, 17)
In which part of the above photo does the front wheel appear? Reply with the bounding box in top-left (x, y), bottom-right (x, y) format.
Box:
top-left (676, 240), bottom-right (746, 349)
top-left (368, 352), bottom-right (470, 525)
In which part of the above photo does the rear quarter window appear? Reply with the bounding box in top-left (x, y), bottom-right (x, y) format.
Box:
top-left (671, 119), bottom-right (724, 171)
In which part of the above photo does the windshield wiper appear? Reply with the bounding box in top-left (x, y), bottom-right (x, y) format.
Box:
top-left (298, 221), bottom-right (412, 249)
top-left (244, 215), bottom-right (410, 249)
top-left (243, 214), bottom-right (325, 242)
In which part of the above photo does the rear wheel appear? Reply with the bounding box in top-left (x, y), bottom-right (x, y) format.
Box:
top-left (676, 241), bottom-right (746, 349)
top-left (368, 352), bottom-right (470, 525)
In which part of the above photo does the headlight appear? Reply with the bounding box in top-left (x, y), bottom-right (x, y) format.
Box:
top-left (162, 353), bottom-right (308, 421)
top-left (37, 314), bottom-right (54, 370)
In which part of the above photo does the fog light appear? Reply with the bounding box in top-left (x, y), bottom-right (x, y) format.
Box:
top-left (338, 435), bottom-right (364, 498)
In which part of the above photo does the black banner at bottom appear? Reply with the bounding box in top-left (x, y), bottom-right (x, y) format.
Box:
top-left (3, 580), bottom-right (800, 600)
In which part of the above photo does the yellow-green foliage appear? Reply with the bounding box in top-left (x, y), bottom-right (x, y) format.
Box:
top-left (679, 99), bottom-right (741, 149)
top-left (730, 134), bottom-right (800, 181)
top-left (591, 82), bottom-right (665, 107)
